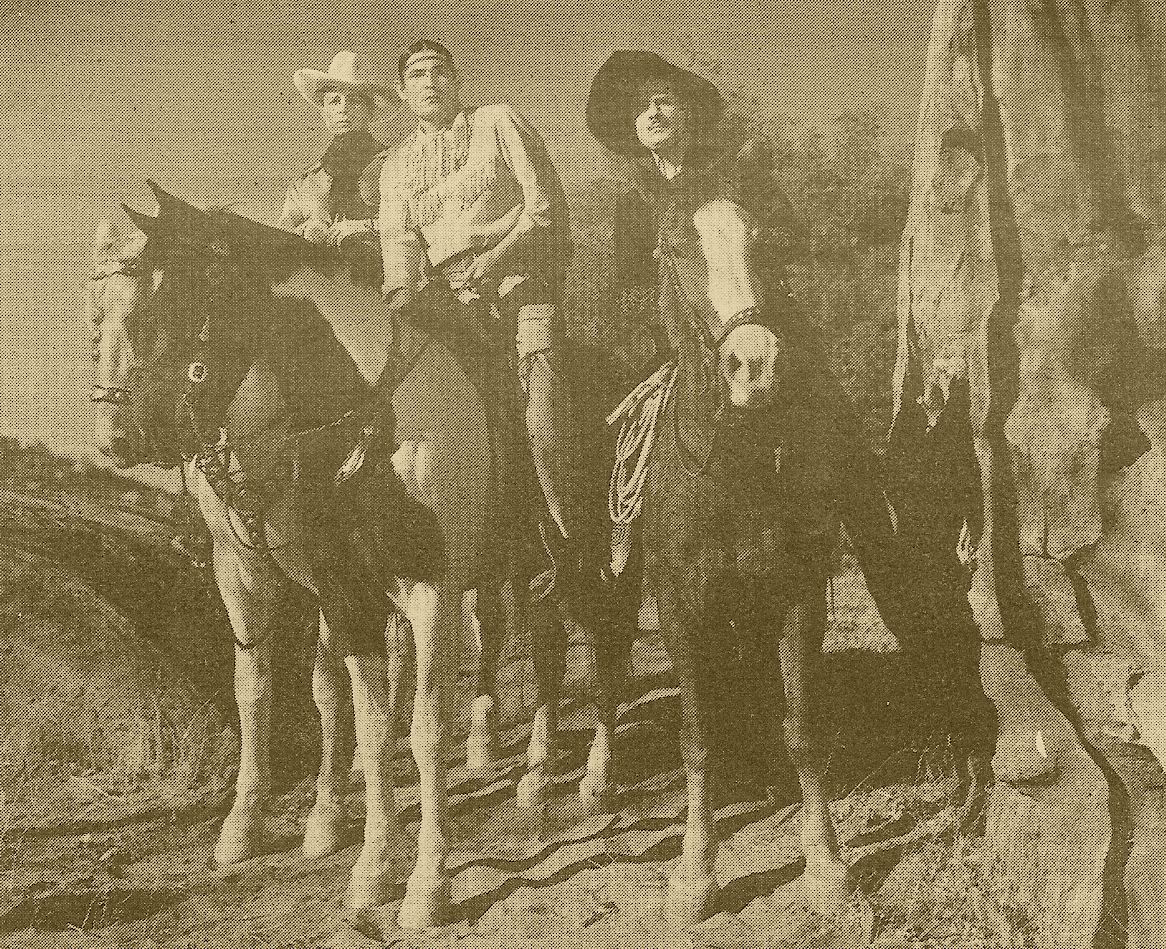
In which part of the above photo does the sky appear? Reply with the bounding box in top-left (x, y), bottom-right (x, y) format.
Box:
top-left (0, 0), bottom-right (935, 462)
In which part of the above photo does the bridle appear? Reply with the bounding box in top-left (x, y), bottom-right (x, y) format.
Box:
top-left (89, 258), bottom-right (148, 409)
top-left (88, 252), bottom-right (281, 557)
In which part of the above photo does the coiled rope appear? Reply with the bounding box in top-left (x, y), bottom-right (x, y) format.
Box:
top-left (607, 362), bottom-right (678, 525)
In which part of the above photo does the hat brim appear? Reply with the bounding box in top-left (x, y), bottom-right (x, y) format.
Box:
top-left (294, 69), bottom-right (393, 112)
top-left (586, 51), bottom-right (724, 157)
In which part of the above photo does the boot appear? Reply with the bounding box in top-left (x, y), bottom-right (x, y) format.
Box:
top-left (530, 520), bottom-right (583, 603)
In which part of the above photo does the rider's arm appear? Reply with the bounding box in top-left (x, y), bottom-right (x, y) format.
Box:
top-left (466, 104), bottom-right (570, 277)
top-left (279, 180), bottom-right (307, 233)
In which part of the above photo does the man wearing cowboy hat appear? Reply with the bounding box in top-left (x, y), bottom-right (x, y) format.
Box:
top-left (281, 51), bottom-right (392, 256)
top-left (587, 51), bottom-right (802, 569)
top-left (376, 39), bottom-right (577, 596)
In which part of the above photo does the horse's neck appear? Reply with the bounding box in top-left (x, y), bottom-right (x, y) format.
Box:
top-left (393, 318), bottom-right (433, 379)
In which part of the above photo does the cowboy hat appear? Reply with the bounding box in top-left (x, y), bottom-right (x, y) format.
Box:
top-left (294, 52), bottom-right (393, 112)
top-left (586, 51), bottom-right (725, 157)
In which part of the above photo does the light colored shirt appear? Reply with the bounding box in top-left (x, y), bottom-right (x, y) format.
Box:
top-left (379, 104), bottom-right (569, 295)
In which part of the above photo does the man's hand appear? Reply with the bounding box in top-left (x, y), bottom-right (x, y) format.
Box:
top-left (463, 246), bottom-right (504, 285)
top-left (381, 285), bottom-right (416, 314)
top-left (300, 218), bottom-right (331, 244)
top-left (328, 218), bottom-right (373, 245)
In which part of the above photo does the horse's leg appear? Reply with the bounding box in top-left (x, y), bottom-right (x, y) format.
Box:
top-left (580, 531), bottom-right (641, 814)
top-left (466, 585), bottom-right (503, 771)
top-left (777, 588), bottom-right (851, 914)
top-left (516, 588), bottom-right (567, 809)
top-left (302, 612), bottom-right (348, 859)
top-left (345, 646), bottom-right (406, 910)
top-left (351, 611), bottom-right (414, 781)
top-left (397, 580), bottom-right (456, 928)
top-left (658, 574), bottom-right (720, 925)
top-left (210, 539), bottom-right (281, 867)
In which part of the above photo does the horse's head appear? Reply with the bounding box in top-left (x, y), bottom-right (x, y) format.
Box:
top-left (672, 198), bottom-right (788, 409)
top-left (89, 218), bottom-right (169, 466)
top-left (91, 184), bottom-right (294, 467)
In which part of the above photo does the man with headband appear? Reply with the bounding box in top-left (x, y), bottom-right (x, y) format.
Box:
top-left (378, 39), bottom-right (576, 596)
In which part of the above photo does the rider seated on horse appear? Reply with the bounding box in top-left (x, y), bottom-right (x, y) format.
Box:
top-left (589, 52), bottom-right (804, 578)
top-left (280, 51), bottom-right (390, 275)
top-left (373, 39), bottom-right (577, 594)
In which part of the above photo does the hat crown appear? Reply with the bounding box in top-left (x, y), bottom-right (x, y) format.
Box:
top-left (325, 51), bottom-right (380, 86)
top-left (294, 51), bottom-right (391, 110)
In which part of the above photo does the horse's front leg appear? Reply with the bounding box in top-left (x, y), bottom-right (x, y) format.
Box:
top-left (209, 535), bottom-right (282, 867)
top-left (779, 587), bottom-right (851, 913)
top-left (580, 530), bottom-right (640, 814)
top-left (302, 613), bottom-right (348, 859)
top-left (397, 579), bottom-right (457, 928)
top-left (465, 585), bottom-right (503, 772)
top-left (658, 576), bottom-right (720, 925)
top-left (345, 641), bottom-right (408, 910)
top-left (516, 591), bottom-right (568, 809)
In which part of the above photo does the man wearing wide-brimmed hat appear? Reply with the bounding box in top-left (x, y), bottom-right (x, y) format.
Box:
top-left (377, 39), bottom-right (577, 598)
top-left (587, 51), bottom-right (800, 568)
top-left (281, 51), bottom-right (391, 252)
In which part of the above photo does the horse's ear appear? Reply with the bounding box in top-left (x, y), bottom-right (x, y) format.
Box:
top-left (122, 204), bottom-right (159, 238)
top-left (95, 217), bottom-right (149, 266)
top-left (145, 180), bottom-right (181, 218)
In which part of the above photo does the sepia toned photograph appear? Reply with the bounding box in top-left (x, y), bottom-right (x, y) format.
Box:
top-left (1, 0), bottom-right (1163, 945)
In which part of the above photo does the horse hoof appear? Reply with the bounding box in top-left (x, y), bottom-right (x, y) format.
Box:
top-left (213, 804), bottom-right (264, 867)
top-left (516, 768), bottom-right (553, 810)
top-left (579, 772), bottom-right (615, 815)
top-left (302, 797), bottom-right (345, 859)
top-left (802, 857), bottom-right (852, 916)
top-left (397, 871), bottom-right (452, 929)
top-left (347, 860), bottom-right (397, 911)
top-left (666, 867), bottom-right (719, 926)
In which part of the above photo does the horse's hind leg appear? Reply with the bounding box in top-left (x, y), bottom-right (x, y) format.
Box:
top-left (778, 589), bottom-right (850, 914)
top-left (211, 541), bottom-right (282, 867)
top-left (345, 647), bottom-right (407, 910)
top-left (466, 586), bottom-right (504, 771)
top-left (397, 580), bottom-right (457, 928)
top-left (517, 591), bottom-right (568, 809)
top-left (580, 533), bottom-right (641, 814)
top-left (303, 614), bottom-right (348, 859)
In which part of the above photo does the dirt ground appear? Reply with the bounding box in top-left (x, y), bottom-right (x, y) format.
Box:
top-left (0, 487), bottom-right (992, 948)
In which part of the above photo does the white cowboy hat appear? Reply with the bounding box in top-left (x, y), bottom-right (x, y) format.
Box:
top-left (294, 52), bottom-right (393, 112)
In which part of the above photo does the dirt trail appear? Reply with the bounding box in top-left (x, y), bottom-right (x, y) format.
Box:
top-left (0, 486), bottom-right (983, 947)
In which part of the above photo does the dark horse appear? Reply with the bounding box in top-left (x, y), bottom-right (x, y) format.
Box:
top-left (576, 196), bottom-right (986, 923)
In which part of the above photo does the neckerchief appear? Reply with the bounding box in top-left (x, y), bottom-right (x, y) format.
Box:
top-left (319, 130), bottom-right (384, 219)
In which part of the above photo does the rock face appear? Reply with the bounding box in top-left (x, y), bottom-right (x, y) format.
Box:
top-left (895, 1), bottom-right (1166, 946)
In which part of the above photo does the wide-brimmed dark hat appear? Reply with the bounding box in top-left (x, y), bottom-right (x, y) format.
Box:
top-left (586, 51), bottom-right (725, 157)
